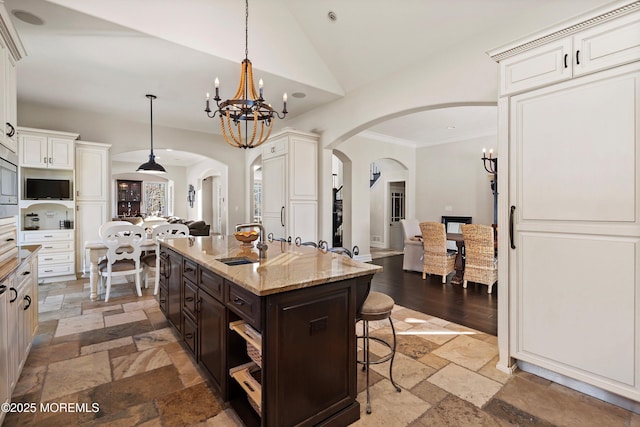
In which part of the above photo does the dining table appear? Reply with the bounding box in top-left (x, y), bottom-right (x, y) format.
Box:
top-left (84, 238), bottom-right (156, 301)
top-left (446, 232), bottom-right (465, 285)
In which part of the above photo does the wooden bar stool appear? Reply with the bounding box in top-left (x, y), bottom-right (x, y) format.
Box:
top-left (357, 291), bottom-right (401, 414)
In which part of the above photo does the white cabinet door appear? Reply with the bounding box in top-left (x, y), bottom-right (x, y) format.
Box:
top-left (573, 11), bottom-right (640, 77)
top-left (262, 154), bottom-right (287, 239)
top-left (6, 275), bottom-right (18, 392)
top-left (500, 38), bottom-right (572, 95)
top-left (76, 144), bottom-right (109, 200)
top-left (289, 137), bottom-right (317, 200)
top-left (19, 135), bottom-right (75, 169)
top-left (289, 201), bottom-right (317, 243)
top-left (76, 201), bottom-right (107, 273)
top-left (510, 69), bottom-right (640, 399)
top-left (19, 134), bottom-right (48, 168)
top-left (49, 138), bottom-right (74, 169)
top-left (0, 276), bottom-right (10, 422)
top-left (0, 37), bottom-right (7, 154)
top-left (4, 53), bottom-right (16, 153)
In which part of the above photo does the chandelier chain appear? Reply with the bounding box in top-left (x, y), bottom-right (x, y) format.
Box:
top-left (245, 0), bottom-right (249, 60)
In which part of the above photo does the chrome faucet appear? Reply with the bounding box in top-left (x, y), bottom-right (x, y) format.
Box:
top-left (235, 223), bottom-right (268, 259)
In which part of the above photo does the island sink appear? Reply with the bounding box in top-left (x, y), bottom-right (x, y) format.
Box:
top-left (218, 257), bottom-right (257, 266)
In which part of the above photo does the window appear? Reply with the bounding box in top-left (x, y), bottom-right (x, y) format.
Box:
top-left (144, 182), bottom-right (167, 216)
top-left (252, 165), bottom-right (262, 222)
top-left (391, 191), bottom-right (404, 222)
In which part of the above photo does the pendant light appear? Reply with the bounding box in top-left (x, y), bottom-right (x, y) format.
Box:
top-left (137, 94), bottom-right (166, 174)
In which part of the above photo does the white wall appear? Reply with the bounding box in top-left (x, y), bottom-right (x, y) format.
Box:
top-left (415, 135), bottom-right (497, 225)
top-left (17, 102), bottom-right (245, 230)
top-left (335, 135), bottom-right (416, 258)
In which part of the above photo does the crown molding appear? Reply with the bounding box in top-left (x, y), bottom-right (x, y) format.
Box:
top-left (488, 0), bottom-right (640, 62)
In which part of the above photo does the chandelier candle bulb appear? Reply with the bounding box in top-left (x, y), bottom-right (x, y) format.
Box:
top-left (215, 78), bottom-right (220, 98)
top-left (259, 79), bottom-right (263, 98)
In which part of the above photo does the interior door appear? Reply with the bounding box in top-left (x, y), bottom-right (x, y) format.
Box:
top-left (388, 182), bottom-right (405, 250)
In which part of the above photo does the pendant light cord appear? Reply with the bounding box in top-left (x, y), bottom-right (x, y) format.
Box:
top-left (148, 94), bottom-right (155, 155)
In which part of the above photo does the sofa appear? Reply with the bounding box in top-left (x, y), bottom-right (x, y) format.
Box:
top-left (116, 216), bottom-right (211, 236)
top-left (167, 217), bottom-right (210, 236)
top-left (400, 219), bottom-right (423, 273)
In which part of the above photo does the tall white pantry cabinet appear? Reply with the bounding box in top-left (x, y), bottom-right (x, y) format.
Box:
top-left (260, 130), bottom-right (318, 243)
top-left (489, 1), bottom-right (640, 404)
top-left (75, 141), bottom-right (110, 273)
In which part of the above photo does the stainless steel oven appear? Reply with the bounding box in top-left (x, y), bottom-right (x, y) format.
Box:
top-left (0, 145), bottom-right (18, 216)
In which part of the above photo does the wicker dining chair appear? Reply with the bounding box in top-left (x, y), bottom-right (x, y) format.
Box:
top-left (461, 224), bottom-right (498, 293)
top-left (419, 222), bottom-right (456, 283)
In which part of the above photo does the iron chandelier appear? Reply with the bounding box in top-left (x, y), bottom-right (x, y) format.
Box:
top-left (204, 0), bottom-right (287, 149)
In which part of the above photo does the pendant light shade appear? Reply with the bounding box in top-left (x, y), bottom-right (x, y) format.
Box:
top-left (137, 94), bottom-right (166, 174)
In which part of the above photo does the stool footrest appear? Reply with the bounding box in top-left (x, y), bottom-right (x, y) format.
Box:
top-left (356, 335), bottom-right (395, 365)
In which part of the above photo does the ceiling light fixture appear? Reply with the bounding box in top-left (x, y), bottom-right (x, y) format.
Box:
top-left (137, 94), bottom-right (166, 174)
top-left (204, 0), bottom-right (287, 149)
top-left (12, 10), bottom-right (45, 26)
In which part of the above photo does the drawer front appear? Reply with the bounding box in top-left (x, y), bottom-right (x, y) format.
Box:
top-left (199, 267), bottom-right (223, 300)
top-left (22, 230), bottom-right (74, 242)
top-left (39, 252), bottom-right (74, 265)
top-left (183, 314), bottom-right (197, 356)
top-left (0, 228), bottom-right (17, 250)
top-left (158, 285), bottom-right (168, 314)
top-left (39, 241), bottom-right (74, 252)
top-left (183, 258), bottom-right (197, 283)
top-left (226, 282), bottom-right (261, 330)
top-left (183, 278), bottom-right (198, 320)
top-left (39, 263), bottom-right (74, 277)
top-left (16, 260), bottom-right (35, 289)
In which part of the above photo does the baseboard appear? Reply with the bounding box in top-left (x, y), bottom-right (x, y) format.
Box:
top-left (518, 360), bottom-right (640, 414)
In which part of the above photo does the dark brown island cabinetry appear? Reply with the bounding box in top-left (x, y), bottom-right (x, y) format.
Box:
top-left (158, 240), bottom-right (376, 427)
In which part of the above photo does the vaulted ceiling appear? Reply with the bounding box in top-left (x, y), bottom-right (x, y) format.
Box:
top-left (6, 0), bottom-right (614, 156)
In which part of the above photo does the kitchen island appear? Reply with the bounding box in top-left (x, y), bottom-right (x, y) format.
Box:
top-left (158, 235), bottom-right (381, 427)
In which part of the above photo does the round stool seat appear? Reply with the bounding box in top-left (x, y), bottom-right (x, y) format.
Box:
top-left (361, 291), bottom-right (394, 321)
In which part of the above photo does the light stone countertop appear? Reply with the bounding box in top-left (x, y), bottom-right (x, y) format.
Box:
top-left (0, 245), bottom-right (41, 283)
top-left (161, 235), bottom-right (382, 296)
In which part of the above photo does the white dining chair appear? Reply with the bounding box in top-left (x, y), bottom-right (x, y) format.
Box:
top-left (98, 220), bottom-right (130, 237)
top-left (142, 223), bottom-right (190, 295)
top-left (98, 224), bottom-right (145, 302)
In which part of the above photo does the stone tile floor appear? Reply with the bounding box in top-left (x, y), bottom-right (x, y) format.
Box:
top-left (4, 278), bottom-right (640, 426)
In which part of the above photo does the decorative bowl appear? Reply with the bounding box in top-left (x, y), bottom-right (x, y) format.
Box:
top-left (234, 230), bottom-right (259, 246)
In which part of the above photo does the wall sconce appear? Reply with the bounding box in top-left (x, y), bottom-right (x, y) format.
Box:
top-left (482, 148), bottom-right (498, 225)
top-left (188, 184), bottom-right (195, 208)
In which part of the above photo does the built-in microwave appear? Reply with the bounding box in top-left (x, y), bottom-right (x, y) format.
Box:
top-left (0, 145), bottom-right (18, 205)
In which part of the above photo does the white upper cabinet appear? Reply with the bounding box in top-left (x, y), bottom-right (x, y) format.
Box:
top-left (495, 7), bottom-right (640, 95)
top-left (18, 128), bottom-right (79, 170)
top-left (573, 11), bottom-right (640, 77)
top-left (0, 4), bottom-right (24, 154)
top-left (75, 142), bottom-right (110, 201)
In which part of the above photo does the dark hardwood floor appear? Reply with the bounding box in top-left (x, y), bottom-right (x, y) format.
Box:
top-left (370, 255), bottom-right (498, 336)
